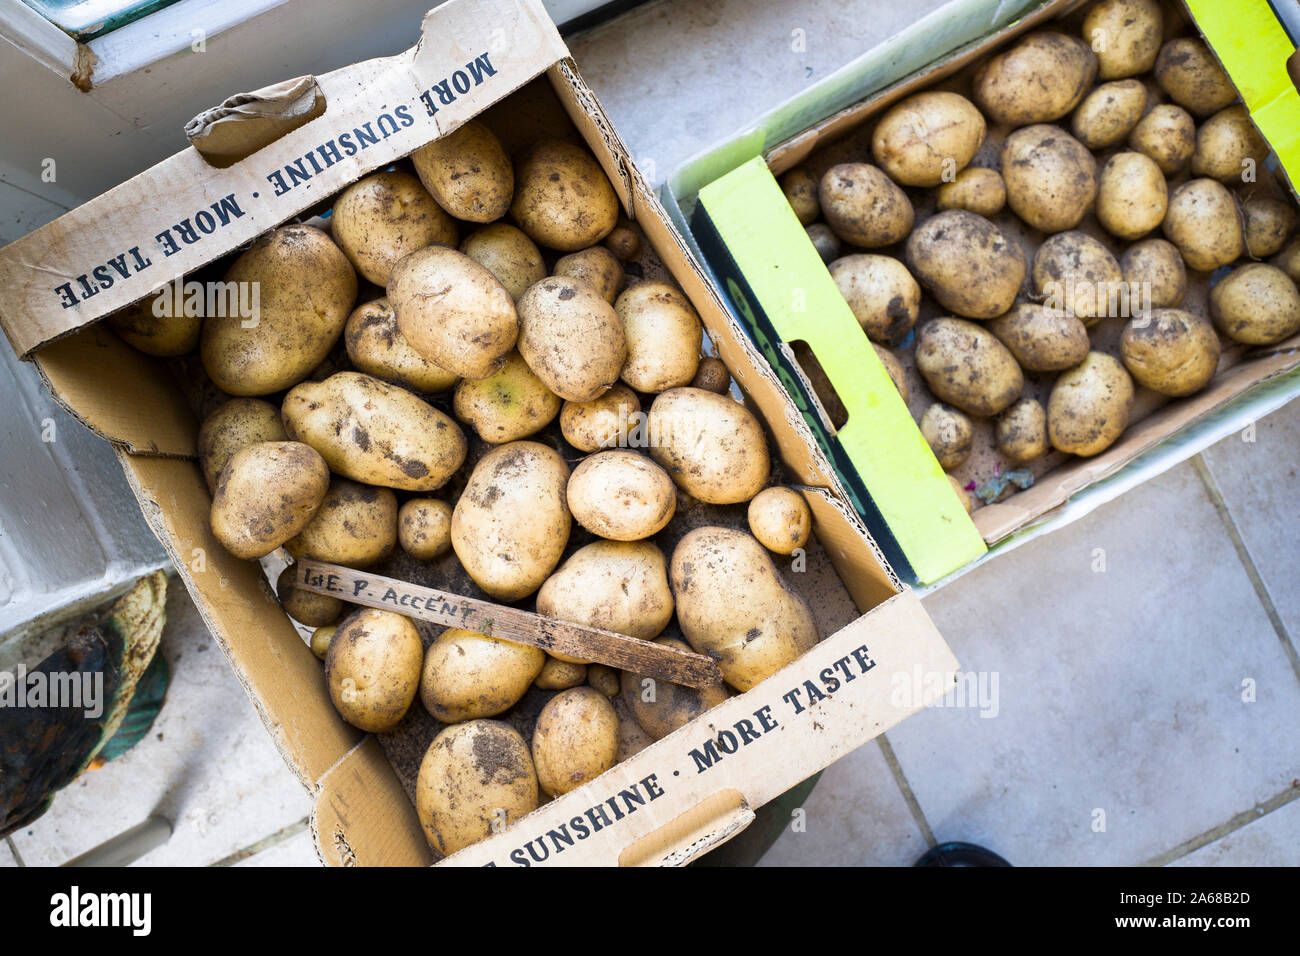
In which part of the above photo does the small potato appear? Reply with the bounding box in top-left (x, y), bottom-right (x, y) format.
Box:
top-left (915, 318), bottom-right (1024, 417)
top-left (211, 441), bottom-right (328, 559)
top-left (331, 170), bottom-right (458, 286)
top-left (996, 397), bottom-right (1048, 464)
top-left (511, 139), bottom-right (619, 251)
top-left (419, 628), bottom-right (545, 723)
top-left (620, 637), bottom-right (730, 740)
top-left (1083, 0), bottom-right (1163, 79)
top-left (277, 564), bottom-right (343, 627)
top-left (459, 223), bottom-right (546, 301)
top-left (871, 91), bottom-right (987, 187)
top-left (198, 398), bottom-right (287, 493)
top-left (453, 350), bottom-right (561, 444)
top-left (1001, 125), bottom-right (1098, 233)
top-left (987, 303), bottom-right (1091, 372)
top-left (566, 450), bottom-right (676, 541)
top-left (647, 388), bottom-right (770, 504)
top-left (411, 120), bottom-right (513, 222)
top-left (559, 383), bottom-right (641, 452)
top-left (904, 211), bottom-right (1026, 319)
top-left (554, 246), bottom-right (625, 303)
top-left (1210, 263), bottom-right (1300, 345)
top-left (935, 167), bottom-right (1006, 218)
top-left (310, 624), bottom-right (336, 660)
top-left (747, 486), bottom-right (812, 555)
top-left (806, 223), bottom-right (842, 263)
top-left (1272, 239), bottom-right (1300, 284)
top-left (604, 220), bottom-right (641, 261)
top-left (534, 657), bottom-right (587, 691)
top-left (518, 277), bottom-right (627, 402)
top-left (1047, 352), bottom-right (1135, 456)
top-left (1191, 106), bottom-right (1270, 183)
top-left (416, 720), bottom-right (538, 857)
top-left (1120, 238), bottom-right (1187, 308)
top-left (1071, 80), bottom-right (1148, 149)
top-left (973, 32), bottom-right (1097, 125)
top-left (532, 687), bottom-right (619, 796)
top-left (326, 608), bottom-right (423, 733)
top-left (1032, 231), bottom-right (1124, 323)
top-left (285, 478), bottom-right (398, 568)
top-left (108, 289), bottom-right (201, 357)
top-left (1120, 309), bottom-right (1220, 396)
top-left (829, 254), bottom-right (921, 341)
top-left (819, 163), bottom-right (914, 247)
top-left (1162, 179), bottom-right (1246, 272)
top-left (345, 298), bottom-right (459, 393)
top-left (616, 282), bottom-right (703, 393)
top-left (1155, 38), bottom-right (1237, 118)
top-left (780, 167), bottom-right (820, 225)
top-left (398, 498), bottom-right (452, 560)
top-left (873, 344), bottom-right (910, 403)
top-left (1243, 193), bottom-right (1297, 258)
top-left (1128, 104), bottom-right (1196, 174)
top-left (949, 474), bottom-right (972, 514)
top-left (690, 356), bottom-right (732, 395)
top-left (920, 404), bottom-right (974, 471)
top-left (588, 664), bottom-right (620, 697)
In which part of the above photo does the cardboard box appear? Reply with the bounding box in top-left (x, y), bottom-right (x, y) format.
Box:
top-left (0, 0), bottom-right (958, 865)
top-left (666, 0), bottom-right (1300, 588)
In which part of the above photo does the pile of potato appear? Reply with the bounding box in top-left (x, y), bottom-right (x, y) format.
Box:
top-left (781, 0), bottom-right (1300, 508)
top-left (107, 119), bottom-right (824, 858)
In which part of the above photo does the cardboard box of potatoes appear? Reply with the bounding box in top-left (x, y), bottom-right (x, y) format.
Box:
top-left (0, 0), bottom-right (959, 865)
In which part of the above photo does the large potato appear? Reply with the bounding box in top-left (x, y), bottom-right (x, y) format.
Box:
top-left (871, 91), bottom-right (986, 187)
top-left (566, 451), bottom-right (676, 541)
top-left (1128, 103), bottom-right (1196, 174)
top-left (915, 318), bottom-right (1024, 417)
top-left (510, 139), bottom-right (619, 251)
top-left (1162, 178), bottom-right (1245, 272)
top-left (388, 245), bottom-right (518, 381)
top-left (517, 277), bottom-right (627, 402)
top-left (973, 32), bottom-right (1097, 125)
top-left (1154, 38), bottom-right (1236, 118)
top-left (1082, 0), bottom-right (1163, 79)
top-left (108, 289), bottom-right (201, 357)
top-left (829, 254), bottom-right (920, 341)
top-left (453, 350), bottom-right (561, 444)
top-left (344, 298), bottom-right (459, 393)
top-left (418, 628), bottom-right (545, 723)
top-left (647, 388), bottom-right (770, 504)
top-left (1210, 263), bottom-right (1300, 345)
top-left (201, 225), bottom-right (357, 396)
top-left (283, 371), bottom-right (467, 491)
top-left (920, 404), bottom-right (974, 470)
top-left (1071, 79), bottom-right (1148, 149)
top-left (410, 120), bottom-right (513, 222)
top-left (532, 687), bottom-right (619, 797)
top-left (988, 303), bottom-right (1091, 372)
top-left (1120, 309), bottom-right (1220, 396)
top-left (560, 383), bottom-right (641, 452)
top-left (1031, 231), bottom-right (1123, 323)
top-left (819, 163), bottom-right (914, 247)
top-left (621, 637), bottom-right (730, 741)
top-left (198, 398), bottom-right (287, 493)
top-left (1191, 106), bottom-right (1270, 183)
top-left (459, 223), bottom-right (546, 301)
top-left (671, 527), bottom-right (818, 692)
top-left (747, 486), bottom-right (812, 555)
top-left (285, 478), bottom-right (398, 568)
top-left (1047, 352), bottom-right (1135, 456)
top-left (935, 167), bottom-right (1006, 218)
top-left (995, 397), bottom-right (1048, 464)
top-left (332, 170), bottom-right (458, 285)
top-left (1120, 238), bottom-right (1186, 308)
top-left (325, 608), bottom-right (423, 733)
top-left (554, 246), bottom-right (625, 304)
top-left (615, 282), bottom-right (702, 393)
top-left (211, 441), bottom-right (328, 559)
top-left (1001, 125), bottom-right (1098, 233)
top-left (904, 211), bottom-right (1025, 320)
top-left (451, 441), bottom-right (571, 600)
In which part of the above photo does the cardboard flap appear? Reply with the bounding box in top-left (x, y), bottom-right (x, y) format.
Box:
top-left (186, 76), bottom-right (328, 168)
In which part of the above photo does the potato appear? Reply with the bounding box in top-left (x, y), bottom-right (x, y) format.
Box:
top-left (510, 139), bottom-right (619, 251)
top-left (310, 624), bottom-right (336, 660)
top-left (647, 388), bottom-right (770, 504)
top-left (1001, 125), bottom-right (1098, 233)
top-left (344, 298), bottom-right (459, 393)
top-left (1032, 231), bottom-right (1124, 323)
top-left (416, 720), bottom-right (538, 857)
top-left (871, 91), bottom-right (986, 187)
top-left (532, 687), bottom-right (618, 796)
top-left (1082, 0), bottom-right (1163, 79)
top-left (453, 350), bottom-right (561, 444)
top-left (690, 356), bottom-right (732, 395)
top-left (604, 219), bottom-right (641, 261)
top-left (829, 254), bottom-right (921, 341)
top-left (283, 372), bottom-right (467, 491)
top-left (987, 303), bottom-right (1091, 372)
top-left (398, 498), bottom-right (452, 560)
top-left (620, 637), bottom-right (730, 740)
top-left (1154, 38), bottom-right (1237, 118)
top-left (451, 441), bottom-right (571, 600)
top-left (388, 245), bottom-right (518, 381)
top-left (671, 527), bottom-right (818, 692)
top-left (915, 318), bottom-right (1024, 417)
top-left (277, 564), bottom-right (343, 627)
top-left (211, 441), bottom-right (328, 559)
top-left (1191, 106), bottom-right (1269, 183)
top-left (517, 276), bottom-right (627, 402)
top-left (873, 344), bottom-right (910, 403)
top-left (1120, 309), bottom-right (1220, 396)
top-left (1162, 178), bottom-right (1245, 272)
top-left (201, 225), bottom-right (357, 396)
top-left (806, 223), bottom-right (842, 263)
top-left (332, 170), bottom-right (458, 286)
top-left (616, 282), bottom-right (703, 392)
top-left (1047, 352), bottom-right (1135, 456)
top-left (747, 487), bottom-right (812, 555)
top-left (588, 664), bottom-right (620, 697)
top-left (1071, 80), bottom-right (1148, 149)
top-left (995, 397), bottom-right (1048, 464)
top-left (1243, 193), bottom-right (1297, 258)
top-left (410, 120), bottom-right (513, 222)
top-left (1272, 239), bottom-right (1300, 284)
top-left (554, 246), bottom-right (625, 303)
top-left (559, 383), bottom-right (641, 452)
top-left (283, 478), bottom-right (397, 568)
top-left (973, 32), bottom-right (1097, 125)
top-left (459, 223), bottom-right (546, 301)
top-left (108, 289), bottom-right (201, 357)
top-left (419, 628), bottom-right (545, 723)
top-left (198, 398), bottom-right (287, 493)
top-left (326, 608), bottom-right (423, 733)
top-left (535, 656), bottom-right (587, 691)
top-left (1128, 104), bottom-right (1196, 175)
top-left (949, 474), bottom-right (972, 514)
top-left (819, 163), bottom-right (914, 247)
top-left (920, 404), bottom-right (974, 470)
top-left (780, 167), bottom-right (820, 225)
top-left (567, 450), bottom-right (676, 541)
top-left (1209, 263), bottom-right (1300, 345)
top-left (1120, 238), bottom-right (1186, 308)
top-left (904, 211), bottom-right (1026, 319)
top-left (935, 167), bottom-right (1006, 218)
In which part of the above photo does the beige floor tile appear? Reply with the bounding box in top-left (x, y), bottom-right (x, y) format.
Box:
top-left (1170, 796), bottom-right (1300, 867)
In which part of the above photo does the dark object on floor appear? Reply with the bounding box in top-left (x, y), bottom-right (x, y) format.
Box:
top-left (915, 841), bottom-right (1012, 867)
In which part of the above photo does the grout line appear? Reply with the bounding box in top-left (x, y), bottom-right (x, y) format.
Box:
top-left (208, 816), bottom-right (309, 867)
top-left (5, 836), bottom-right (25, 867)
top-left (1140, 783), bottom-right (1300, 867)
top-left (1191, 454), bottom-right (1300, 685)
top-left (876, 733), bottom-right (937, 849)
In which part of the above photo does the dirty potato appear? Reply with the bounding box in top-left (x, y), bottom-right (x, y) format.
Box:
top-left (1242, 192), bottom-right (1297, 259)
top-left (285, 478), bottom-right (398, 568)
top-left (310, 625), bottom-right (336, 660)
top-left (554, 245), bottom-right (625, 303)
top-left (1071, 79), bottom-right (1148, 149)
top-left (587, 664), bottom-right (620, 698)
top-left (915, 318), bottom-right (1024, 417)
top-left (830, 254), bottom-right (921, 341)
top-left (1047, 352), bottom-right (1135, 456)
top-left (620, 637), bottom-right (730, 740)
top-left (690, 356), bottom-right (732, 395)
top-left (1082, 0), bottom-right (1163, 79)
top-left (987, 303), bottom-right (1091, 372)
top-left (871, 91), bottom-right (987, 187)
top-left (1162, 178), bottom-right (1246, 272)
top-left (806, 223), bottom-right (842, 262)
top-left (616, 282), bottom-right (703, 393)
top-left (108, 289), bottom-right (201, 357)
top-left (935, 167), bottom-right (1006, 218)
top-left (566, 451), bottom-right (676, 541)
top-left (1191, 106), bottom-right (1270, 183)
top-left (276, 564), bottom-right (343, 627)
top-left (419, 628), bottom-right (545, 723)
top-left (453, 350), bottom-right (561, 444)
top-left (535, 656), bottom-right (588, 691)
top-left (920, 404), bottom-right (974, 470)
top-left (1120, 238), bottom-right (1187, 308)
top-left (198, 398), bottom-right (288, 493)
top-left (510, 139), bottom-right (620, 251)
top-left (973, 32), bottom-right (1097, 125)
top-left (1154, 38), bottom-right (1237, 117)
top-left (647, 388), bottom-right (770, 504)
top-left (517, 276), bottom-right (627, 402)
top-left (532, 687), bottom-right (619, 796)
top-left (1032, 231), bottom-right (1124, 323)
top-left (780, 167), bottom-right (821, 225)
top-left (459, 223), bottom-right (547, 301)
top-left (331, 170), bottom-right (458, 285)
top-left (398, 497), bottom-right (452, 560)
top-left (905, 211), bottom-right (1026, 320)
top-left (211, 441), bottom-right (329, 559)
top-left (1001, 125), bottom-right (1098, 233)
top-left (819, 163), bottom-right (914, 247)
top-left (995, 397), bottom-right (1048, 464)
top-left (1128, 103), bottom-right (1196, 174)
top-left (345, 298), bottom-right (460, 393)
top-left (747, 486), bottom-right (812, 555)
top-left (1120, 309), bottom-right (1221, 396)
top-left (873, 343), bottom-right (910, 403)
top-left (411, 120), bottom-right (513, 222)
top-left (1209, 263), bottom-right (1300, 345)
top-left (326, 608), bottom-right (423, 733)
top-left (559, 383), bottom-right (641, 452)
